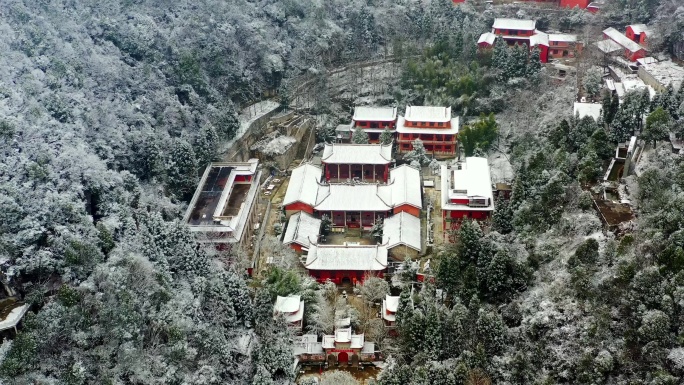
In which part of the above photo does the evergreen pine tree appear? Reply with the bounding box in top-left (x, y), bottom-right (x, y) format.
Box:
top-left (423, 306), bottom-right (442, 356)
top-left (609, 109), bottom-right (633, 143)
top-left (510, 160), bottom-right (529, 209)
top-left (166, 138), bottom-right (198, 200)
top-left (643, 107), bottom-right (672, 147)
top-left (453, 30), bottom-right (464, 58)
top-left (602, 92), bottom-right (616, 126)
top-left (352, 127), bottom-right (370, 144)
top-left (194, 125), bottom-right (219, 169)
top-left (404, 138), bottom-right (430, 167)
top-left (527, 46), bottom-right (542, 76)
top-left (379, 128), bottom-right (394, 145)
top-left (492, 38), bottom-right (509, 79)
top-left (492, 196), bottom-right (513, 234)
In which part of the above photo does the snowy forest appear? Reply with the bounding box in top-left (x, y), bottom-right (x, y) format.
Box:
top-left (0, 0), bottom-right (684, 384)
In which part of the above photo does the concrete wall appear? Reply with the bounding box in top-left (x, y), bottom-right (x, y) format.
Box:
top-left (638, 66), bottom-right (665, 92)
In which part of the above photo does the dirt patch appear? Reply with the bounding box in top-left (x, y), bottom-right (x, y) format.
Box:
top-left (593, 198), bottom-right (634, 228)
top-left (297, 366), bottom-right (381, 385)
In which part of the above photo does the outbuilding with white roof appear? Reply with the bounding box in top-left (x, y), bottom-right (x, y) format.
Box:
top-left (382, 211), bottom-right (421, 259)
top-left (441, 157), bottom-right (495, 234)
top-left (282, 211), bottom-right (322, 252)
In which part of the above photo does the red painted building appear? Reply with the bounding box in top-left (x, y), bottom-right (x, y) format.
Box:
top-left (492, 18), bottom-right (537, 46)
top-left (478, 32), bottom-right (496, 49)
top-left (626, 24), bottom-right (652, 48)
top-left (440, 157), bottom-right (495, 234)
top-left (321, 143), bottom-right (392, 183)
top-left (283, 163), bottom-right (422, 229)
top-left (351, 106), bottom-right (398, 143)
top-left (396, 106), bottom-right (459, 158)
top-left (304, 243), bottom-right (388, 285)
top-left (559, 0), bottom-right (590, 8)
top-left (602, 27), bottom-right (647, 62)
top-left (282, 211), bottom-right (322, 253)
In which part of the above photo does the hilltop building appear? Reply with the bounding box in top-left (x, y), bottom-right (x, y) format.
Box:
top-left (601, 27), bottom-right (647, 62)
top-left (183, 160), bottom-right (261, 251)
top-left (441, 157), bottom-right (495, 233)
top-left (351, 106), bottom-right (398, 143)
top-left (321, 143), bottom-right (392, 183)
top-left (396, 106), bottom-right (459, 158)
top-left (304, 243), bottom-right (388, 284)
top-left (283, 163), bottom-right (422, 225)
top-left (282, 143), bottom-right (423, 283)
top-left (479, 19), bottom-right (582, 63)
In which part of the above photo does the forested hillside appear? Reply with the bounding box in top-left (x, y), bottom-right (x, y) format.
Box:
top-left (0, 0), bottom-right (683, 384)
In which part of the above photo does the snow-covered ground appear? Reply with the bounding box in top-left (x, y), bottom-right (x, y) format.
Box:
top-left (488, 151), bottom-right (514, 183)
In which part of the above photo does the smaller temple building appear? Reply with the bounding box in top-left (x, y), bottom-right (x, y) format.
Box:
top-left (274, 295), bottom-right (305, 331)
top-left (304, 243), bottom-right (388, 284)
top-left (381, 295), bottom-right (399, 327)
top-left (294, 328), bottom-right (375, 367)
top-left (441, 157), bottom-right (495, 233)
top-left (282, 211), bottom-right (322, 253)
top-left (351, 106), bottom-right (398, 143)
top-left (396, 106), bottom-right (459, 158)
top-left (382, 212), bottom-right (421, 261)
top-left (322, 328), bottom-right (375, 366)
top-left (321, 143), bottom-right (392, 182)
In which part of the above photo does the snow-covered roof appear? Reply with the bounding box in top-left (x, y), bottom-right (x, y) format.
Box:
top-left (478, 32), bottom-right (496, 45)
top-left (549, 33), bottom-right (577, 43)
top-left (283, 163), bottom-right (323, 206)
top-left (628, 24), bottom-right (652, 35)
top-left (282, 211), bottom-right (321, 248)
top-left (595, 39), bottom-right (623, 54)
top-left (382, 299), bottom-right (396, 322)
top-left (441, 157), bottom-right (495, 212)
top-left (386, 165), bottom-right (423, 209)
top-left (603, 27), bottom-right (644, 53)
top-left (636, 57), bottom-right (657, 66)
top-left (286, 165), bottom-right (421, 213)
top-left (322, 329), bottom-right (365, 349)
top-left (382, 212), bottom-right (421, 252)
top-left (336, 124), bottom-right (352, 133)
top-left (396, 116), bottom-right (459, 135)
top-left (305, 244), bottom-right (388, 271)
top-left (314, 184), bottom-right (391, 212)
top-left (361, 342), bottom-right (375, 354)
top-left (404, 106), bottom-right (452, 123)
top-left (294, 334), bottom-right (324, 355)
top-left (0, 303), bottom-right (29, 332)
top-left (385, 295), bottom-right (399, 312)
top-left (351, 334), bottom-right (365, 349)
top-left (353, 106), bottom-right (398, 122)
top-left (274, 295), bottom-right (301, 313)
top-left (275, 296), bottom-right (304, 324)
top-left (321, 143), bottom-right (392, 165)
top-left (529, 31), bottom-right (548, 47)
top-left (573, 102), bottom-right (603, 121)
top-left (492, 18), bottom-right (536, 31)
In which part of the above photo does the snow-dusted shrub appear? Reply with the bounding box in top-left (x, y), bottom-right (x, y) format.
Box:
top-left (638, 310), bottom-right (671, 344)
